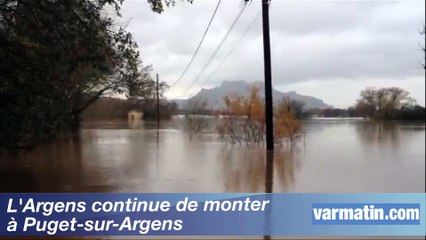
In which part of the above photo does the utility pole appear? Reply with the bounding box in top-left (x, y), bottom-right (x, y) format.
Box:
top-left (262, 3), bottom-right (274, 237)
top-left (262, 0), bottom-right (274, 151)
top-left (156, 73), bottom-right (160, 129)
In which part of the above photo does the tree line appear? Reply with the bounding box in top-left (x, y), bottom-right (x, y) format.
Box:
top-left (0, 0), bottom-right (181, 154)
top-left (307, 87), bottom-right (425, 121)
top-left (82, 97), bottom-right (177, 121)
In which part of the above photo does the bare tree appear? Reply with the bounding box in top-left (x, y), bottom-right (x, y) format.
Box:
top-left (218, 87), bottom-right (303, 146)
top-left (420, 25), bottom-right (425, 70)
top-left (355, 87), bottom-right (414, 119)
top-left (275, 97), bottom-right (304, 146)
top-left (184, 98), bottom-right (209, 137)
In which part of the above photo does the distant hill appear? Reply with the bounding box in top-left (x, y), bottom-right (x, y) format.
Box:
top-left (173, 81), bottom-right (331, 110)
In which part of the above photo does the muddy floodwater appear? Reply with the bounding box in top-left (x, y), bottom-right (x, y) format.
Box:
top-left (0, 118), bottom-right (424, 193)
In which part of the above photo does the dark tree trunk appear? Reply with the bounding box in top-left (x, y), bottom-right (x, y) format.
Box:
top-left (69, 112), bottom-right (82, 132)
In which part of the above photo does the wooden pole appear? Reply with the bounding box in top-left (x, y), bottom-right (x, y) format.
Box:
top-left (262, 0), bottom-right (274, 151)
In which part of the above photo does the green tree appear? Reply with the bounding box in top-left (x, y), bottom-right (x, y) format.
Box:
top-left (0, 0), bottom-right (188, 153)
top-left (148, 0), bottom-right (194, 13)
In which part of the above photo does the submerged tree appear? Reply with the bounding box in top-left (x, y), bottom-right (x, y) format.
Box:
top-left (217, 86), bottom-right (265, 144)
top-left (217, 86), bottom-right (303, 146)
top-left (355, 87), bottom-right (415, 120)
top-left (184, 98), bottom-right (210, 137)
top-left (275, 97), bottom-right (303, 145)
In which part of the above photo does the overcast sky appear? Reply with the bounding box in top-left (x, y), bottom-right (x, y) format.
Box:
top-left (120, 0), bottom-right (425, 108)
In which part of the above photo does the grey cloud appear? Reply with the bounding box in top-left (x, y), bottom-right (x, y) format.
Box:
top-left (269, 1), bottom-right (385, 35)
top-left (119, 0), bottom-right (425, 103)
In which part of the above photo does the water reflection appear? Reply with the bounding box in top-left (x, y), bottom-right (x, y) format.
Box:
top-left (265, 151), bottom-right (274, 193)
top-left (0, 132), bottom-right (112, 192)
top-left (219, 146), bottom-right (301, 193)
top-left (0, 120), bottom-right (424, 193)
top-left (128, 119), bottom-right (144, 129)
top-left (356, 121), bottom-right (401, 143)
top-left (356, 121), bottom-right (426, 162)
top-left (263, 151), bottom-right (273, 240)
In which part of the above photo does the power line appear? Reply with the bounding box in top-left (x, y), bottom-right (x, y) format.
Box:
top-left (168, 0), bottom-right (222, 88)
top-left (180, 3), bottom-right (249, 98)
top-left (182, 6), bottom-right (248, 97)
top-left (196, 12), bottom-right (261, 90)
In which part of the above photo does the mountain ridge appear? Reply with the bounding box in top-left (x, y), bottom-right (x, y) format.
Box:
top-left (173, 81), bottom-right (331, 110)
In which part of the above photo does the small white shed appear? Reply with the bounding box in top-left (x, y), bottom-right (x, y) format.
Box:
top-left (128, 110), bottom-right (143, 121)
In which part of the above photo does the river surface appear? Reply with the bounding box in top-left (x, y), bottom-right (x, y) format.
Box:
top-left (0, 118), bottom-right (424, 193)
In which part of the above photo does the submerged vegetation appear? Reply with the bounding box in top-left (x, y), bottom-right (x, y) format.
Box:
top-left (217, 86), bottom-right (303, 146)
top-left (184, 98), bottom-right (210, 136)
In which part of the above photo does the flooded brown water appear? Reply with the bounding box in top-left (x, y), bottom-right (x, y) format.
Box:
top-left (1, 118), bottom-right (424, 193)
top-left (1, 119), bottom-right (424, 239)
